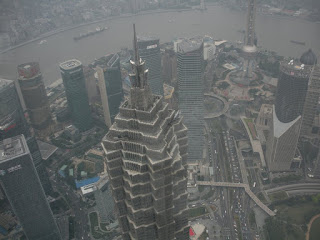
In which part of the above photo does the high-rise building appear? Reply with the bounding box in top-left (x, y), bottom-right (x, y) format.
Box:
top-left (0, 78), bottom-right (29, 139)
top-left (266, 106), bottom-right (302, 171)
top-left (241, 0), bottom-right (257, 81)
top-left (0, 135), bottom-right (61, 240)
top-left (83, 66), bottom-right (100, 105)
top-left (102, 25), bottom-right (189, 240)
top-left (162, 48), bottom-right (177, 85)
top-left (0, 78), bottom-right (51, 193)
top-left (138, 36), bottom-right (163, 95)
top-left (177, 38), bottom-right (204, 163)
top-left (17, 62), bottom-right (52, 133)
top-left (203, 36), bottom-right (216, 61)
top-left (275, 63), bottom-right (311, 124)
top-left (60, 59), bottom-right (93, 132)
top-left (300, 50), bottom-right (319, 137)
top-left (97, 53), bottom-right (124, 127)
top-left (266, 56), bottom-right (313, 171)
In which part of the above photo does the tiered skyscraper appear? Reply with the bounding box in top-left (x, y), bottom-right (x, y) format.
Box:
top-left (102, 25), bottom-right (189, 240)
top-left (266, 51), bottom-right (315, 171)
top-left (97, 53), bottom-right (124, 127)
top-left (17, 62), bottom-right (52, 134)
top-left (138, 36), bottom-right (163, 95)
top-left (177, 38), bottom-right (204, 163)
top-left (60, 59), bottom-right (93, 132)
top-left (0, 135), bottom-right (61, 240)
top-left (0, 78), bottom-right (51, 193)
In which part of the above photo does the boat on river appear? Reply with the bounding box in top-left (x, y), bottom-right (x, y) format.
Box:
top-left (290, 40), bottom-right (306, 46)
top-left (73, 26), bottom-right (108, 41)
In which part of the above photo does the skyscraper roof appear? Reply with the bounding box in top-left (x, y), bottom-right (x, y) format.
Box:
top-left (177, 38), bottom-right (203, 53)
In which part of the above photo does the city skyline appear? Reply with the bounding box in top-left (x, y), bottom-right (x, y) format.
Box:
top-left (0, 1), bottom-right (319, 239)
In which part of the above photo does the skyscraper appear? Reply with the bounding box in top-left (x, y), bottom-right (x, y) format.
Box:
top-left (17, 62), bottom-right (52, 133)
top-left (266, 55), bottom-right (313, 171)
top-left (97, 53), bottom-right (124, 127)
top-left (60, 59), bottom-right (93, 132)
top-left (138, 36), bottom-right (163, 95)
top-left (177, 38), bottom-right (204, 163)
top-left (0, 135), bottom-right (61, 240)
top-left (102, 25), bottom-right (189, 240)
top-left (0, 78), bottom-right (29, 139)
top-left (0, 78), bottom-right (51, 193)
top-left (300, 50), bottom-right (319, 137)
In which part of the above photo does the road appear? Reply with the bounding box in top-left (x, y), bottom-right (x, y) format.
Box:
top-left (48, 167), bottom-right (90, 240)
top-left (206, 117), bottom-right (259, 240)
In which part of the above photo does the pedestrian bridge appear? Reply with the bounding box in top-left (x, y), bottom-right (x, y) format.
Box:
top-left (197, 181), bottom-right (276, 216)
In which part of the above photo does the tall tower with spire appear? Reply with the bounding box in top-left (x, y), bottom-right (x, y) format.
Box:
top-left (102, 25), bottom-right (189, 240)
top-left (242, 0), bottom-right (257, 81)
top-left (245, 0), bottom-right (256, 47)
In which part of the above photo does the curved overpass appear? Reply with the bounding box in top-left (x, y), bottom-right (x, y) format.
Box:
top-left (266, 183), bottom-right (320, 194)
top-left (204, 93), bottom-right (229, 119)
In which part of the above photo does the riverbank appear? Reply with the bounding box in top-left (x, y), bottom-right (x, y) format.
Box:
top-left (0, 7), bottom-right (195, 55)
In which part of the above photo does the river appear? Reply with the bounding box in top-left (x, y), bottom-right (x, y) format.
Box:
top-left (0, 5), bottom-right (319, 85)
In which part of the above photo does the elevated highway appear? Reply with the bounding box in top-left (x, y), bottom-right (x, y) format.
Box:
top-left (266, 183), bottom-right (320, 194)
top-left (197, 181), bottom-right (276, 216)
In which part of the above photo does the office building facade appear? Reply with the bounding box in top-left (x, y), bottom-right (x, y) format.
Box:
top-left (266, 106), bottom-right (302, 171)
top-left (177, 38), bottom-right (204, 163)
top-left (0, 78), bottom-right (51, 193)
top-left (97, 54), bottom-right (124, 127)
top-left (267, 57), bottom-right (313, 171)
top-left (0, 78), bottom-right (29, 139)
top-left (0, 135), bottom-right (61, 240)
top-left (275, 62), bottom-right (311, 123)
top-left (17, 62), bottom-right (52, 132)
top-left (102, 26), bottom-right (189, 240)
top-left (60, 59), bottom-right (93, 132)
top-left (300, 50), bottom-right (319, 137)
top-left (138, 37), bottom-right (163, 95)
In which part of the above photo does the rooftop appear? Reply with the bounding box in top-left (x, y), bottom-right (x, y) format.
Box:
top-left (0, 78), bottom-right (13, 90)
top-left (137, 36), bottom-right (159, 42)
top-left (37, 140), bottom-right (58, 161)
top-left (17, 62), bottom-right (41, 80)
top-left (107, 53), bottom-right (120, 68)
top-left (177, 38), bottom-right (203, 53)
top-left (280, 59), bottom-right (313, 78)
top-left (0, 135), bottom-right (28, 163)
top-left (59, 59), bottom-right (82, 70)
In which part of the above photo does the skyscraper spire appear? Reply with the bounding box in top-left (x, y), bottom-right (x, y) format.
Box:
top-left (133, 23), bottom-right (139, 63)
top-left (129, 24), bottom-right (152, 110)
